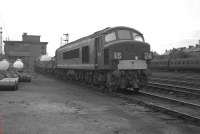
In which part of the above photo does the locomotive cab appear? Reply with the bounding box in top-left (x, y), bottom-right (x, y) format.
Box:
top-left (101, 27), bottom-right (151, 70)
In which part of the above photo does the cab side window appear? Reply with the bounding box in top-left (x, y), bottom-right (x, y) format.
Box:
top-left (82, 46), bottom-right (89, 64)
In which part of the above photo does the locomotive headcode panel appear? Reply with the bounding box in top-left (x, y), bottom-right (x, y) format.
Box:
top-left (37, 26), bottom-right (152, 92)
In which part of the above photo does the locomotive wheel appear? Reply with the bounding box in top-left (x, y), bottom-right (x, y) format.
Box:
top-left (105, 73), bottom-right (112, 92)
top-left (105, 73), bottom-right (118, 92)
top-left (85, 72), bottom-right (90, 83)
top-left (80, 72), bottom-right (84, 82)
top-left (132, 88), bottom-right (139, 94)
top-left (75, 72), bottom-right (79, 81)
top-left (13, 84), bottom-right (18, 91)
top-left (92, 72), bottom-right (98, 86)
top-left (87, 72), bottom-right (93, 84)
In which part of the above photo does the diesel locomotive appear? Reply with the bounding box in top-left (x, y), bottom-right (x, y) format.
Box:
top-left (35, 26), bottom-right (152, 92)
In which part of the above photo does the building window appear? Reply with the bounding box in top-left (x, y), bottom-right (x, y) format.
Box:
top-left (41, 46), bottom-right (46, 54)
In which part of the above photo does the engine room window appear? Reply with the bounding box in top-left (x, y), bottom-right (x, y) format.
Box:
top-left (105, 32), bottom-right (116, 42)
top-left (118, 30), bottom-right (131, 39)
top-left (132, 32), bottom-right (144, 42)
top-left (63, 49), bottom-right (79, 59)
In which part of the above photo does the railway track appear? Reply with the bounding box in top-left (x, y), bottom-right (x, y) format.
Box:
top-left (112, 90), bottom-right (200, 125)
top-left (91, 81), bottom-right (200, 125)
top-left (149, 77), bottom-right (200, 88)
top-left (147, 81), bottom-right (200, 95)
top-left (128, 75), bottom-right (200, 125)
top-left (112, 73), bottom-right (200, 125)
top-left (152, 72), bottom-right (200, 82)
top-left (139, 90), bottom-right (200, 123)
top-left (152, 75), bottom-right (200, 82)
top-left (152, 71), bottom-right (200, 78)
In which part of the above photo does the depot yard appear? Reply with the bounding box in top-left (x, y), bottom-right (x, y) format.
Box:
top-left (0, 74), bottom-right (199, 134)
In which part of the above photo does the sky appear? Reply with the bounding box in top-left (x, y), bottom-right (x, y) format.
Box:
top-left (0, 0), bottom-right (200, 56)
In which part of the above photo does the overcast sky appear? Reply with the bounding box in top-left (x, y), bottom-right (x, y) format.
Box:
top-left (0, 0), bottom-right (200, 56)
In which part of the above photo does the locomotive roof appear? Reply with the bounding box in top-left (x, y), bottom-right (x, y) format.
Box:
top-left (58, 26), bottom-right (143, 50)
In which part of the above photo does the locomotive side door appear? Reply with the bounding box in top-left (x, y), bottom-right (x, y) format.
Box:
top-left (95, 37), bottom-right (103, 69)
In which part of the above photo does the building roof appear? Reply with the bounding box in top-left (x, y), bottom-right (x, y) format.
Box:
top-left (3, 33), bottom-right (48, 45)
top-left (3, 40), bottom-right (48, 45)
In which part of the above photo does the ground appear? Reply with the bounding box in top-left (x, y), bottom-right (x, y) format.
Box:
top-left (0, 74), bottom-right (200, 134)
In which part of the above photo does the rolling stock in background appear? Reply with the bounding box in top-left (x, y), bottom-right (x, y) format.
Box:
top-left (150, 48), bottom-right (200, 71)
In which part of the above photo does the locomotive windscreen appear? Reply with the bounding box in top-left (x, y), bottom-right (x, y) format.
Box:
top-left (104, 29), bottom-right (144, 43)
top-left (118, 30), bottom-right (131, 39)
top-left (132, 32), bottom-right (144, 42)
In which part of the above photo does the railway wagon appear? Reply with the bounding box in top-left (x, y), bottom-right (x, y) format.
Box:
top-left (149, 58), bottom-right (169, 70)
top-left (170, 58), bottom-right (200, 70)
top-left (54, 26), bottom-right (151, 92)
top-left (150, 57), bottom-right (200, 71)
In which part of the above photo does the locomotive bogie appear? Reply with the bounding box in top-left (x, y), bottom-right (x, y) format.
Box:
top-left (49, 68), bottom-right (147, 92)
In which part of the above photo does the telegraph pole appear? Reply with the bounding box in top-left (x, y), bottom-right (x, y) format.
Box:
top-left (60, 33), bottom-right (69, 46)
top-left (0, 27), bottom-right (2, 55)
top-left (63, 33), bottom-right (69, 45)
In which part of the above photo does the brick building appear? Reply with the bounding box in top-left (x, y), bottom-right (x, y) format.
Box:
top-left (4, 33), bottom-right (48, 71)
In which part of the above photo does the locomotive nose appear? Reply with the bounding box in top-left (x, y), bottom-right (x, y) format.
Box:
top-left (106, 41), bottom-right (150, 60)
